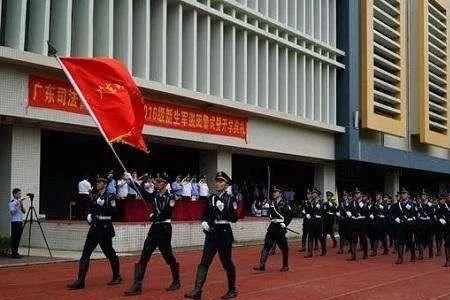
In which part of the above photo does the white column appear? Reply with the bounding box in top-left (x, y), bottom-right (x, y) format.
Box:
top-left (27, 0), bottom-right (51, 55)
top-left (167, 3), bottom-right (183, 87)
top-left (49, 0), bottom-right (72, 55)
top-left (71, 0), bottom-right (94, 56)
top-left (385, 171), bottom-right (400, 198)
top-left (113, 0), bottom-right (133, 70)
top-left (0, 126), bottom-right (12, 235)
top-left (150, 0), bottom-right (167, 83)
top-left (199, 150), bottom-right (232, 190)
top-left (94, 0), bottom-right (114, 57)
top-left (314, 162), bottom-right (335, 195)
top-left (133, 0), bottom-right (151, 78)
top-left (4, 0), bottom-right (27, 50)
top-left (182, 7), bottom-right (197, 90)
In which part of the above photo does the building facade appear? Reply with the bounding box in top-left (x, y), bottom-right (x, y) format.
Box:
top-left (0, 0), bottom-right (344, 234)
top-left (336, 0), bottom-right (450, 196)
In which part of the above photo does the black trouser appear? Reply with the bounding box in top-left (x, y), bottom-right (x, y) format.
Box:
top-left (371, 218), bottom-right (388, 253)
top-left (78, 223), bottom-right (119, 281)
top-left (416, 220), bottom-right (433, 257)
top-left (10, 221), bottom-right (23, 255)
top-left (76, 194), bottom-right (90, 220)
top-left (193, 224), bottom-right (236, 292)
top-left (338, 219), bottom-right (350, 251)
top-left (135, 223), bottom-right (178, 284)
top-left (396, 222), bottom-right (416, 260)
top-left (323, 216), bottom-right (336, 246)
top-left (260, 223), bottom-right (288, 267)
top-left (433, 222), bottom-right (444, 255)
top-left (301, 219), bottom-right (310, 250)
top-left (350, 220), bottom-right (368, 258)
top-left (308, 219), bottom-right (325, 254)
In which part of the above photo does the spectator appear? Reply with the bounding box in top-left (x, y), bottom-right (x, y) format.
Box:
top-left (251, 199), bottom-right (262, 217)
top-left (117, 175), bottom-right (129, 199)
top-left (191, 176), bottom-right (199, 201)
top-left (77, 175), bottom-right (92, 219)
top-left (171, 175), bottom-right (183, 199)
top-left (181, 175), bottom-right (192, 200)
top-left (198, 176), bottom-right (209, 201)
top-left (106, 170), bottom-right (116, 196)
top-left (9, 188), bottom-right (25, 258)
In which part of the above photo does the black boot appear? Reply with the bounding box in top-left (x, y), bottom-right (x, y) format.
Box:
top-left (253, 248), bottom-right (269, 271)
top-left (320, 238), bottom-right (327, 256)
top-left (429, 243), bottom-right (434, 259)
top-left (108, 256), bottom-right (123, 285)
top-left (67, 259), bottom-right (89, 290)
top-left (166, 262), bottom-right (181, 291)
top-left (221, 265), bottom-right (237, 299)
top-left (346, 242), bottom-right (356, 261)
top-left (124, 263), bottom-right (146, 296)
top-left (185, 264), bottom-right (208, 299)
top-left (418, 244), bottom-right (424, 261)
top-left (304, 238), bottom-right (313, 258)
top-left (437, 240), bottom-right (442, 256)
top-left (395, 245), bottom-right (404, 265)
top-left (410, 245), bottom-right (416, 262)
top-left (444, 248), bottom-right (450, 267)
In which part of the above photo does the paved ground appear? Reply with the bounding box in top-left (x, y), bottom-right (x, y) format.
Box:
top-left (1, 243), bottom-right (450, 300)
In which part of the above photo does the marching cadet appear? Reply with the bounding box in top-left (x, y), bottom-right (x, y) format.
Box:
top-left (304, 188), bottom-right (326, 258)
top-left (67, 177), bottom-right (122, 290)
top-left (253, 185), bottom-right (292, 272)
top-left (371, 192), bottom-right (389, 256)
top-left (416, 189), bottom-right (434, 260)
top-left (347, 188), bottom-right (368, 261)
top-left (391, 188), bottom-right (417, 264)
top-left (437, 192), bottom-right (450, 266)
top-left (385, 194), bottom-right (395, 251)
top-left (185, 171), bottom-right (238, 300)
top-left (366, 193), bottom-right (377, 257)
top-left (299, 188), bottom-right (312, 252)
top-left (434, 195), bottom-right (446, 256)
top-left (124, 172), bottom-right (180, 296)
top-left (323, 191), bottom-right (338, 249)
top-left (336, 191), bottom-right (352, 254)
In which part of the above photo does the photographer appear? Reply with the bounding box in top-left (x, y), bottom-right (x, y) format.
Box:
top-left (9, 188), bottom-right (25, 258)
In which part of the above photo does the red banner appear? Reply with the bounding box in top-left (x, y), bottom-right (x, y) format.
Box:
top-left (28, 76), bottom-right (247, 140)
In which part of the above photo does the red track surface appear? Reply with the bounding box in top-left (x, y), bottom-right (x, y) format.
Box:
top-left (2, 244), bottom-right (450, 300)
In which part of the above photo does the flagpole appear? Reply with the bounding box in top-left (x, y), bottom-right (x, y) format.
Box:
top-left (55, 56), bottom-right (150, 211)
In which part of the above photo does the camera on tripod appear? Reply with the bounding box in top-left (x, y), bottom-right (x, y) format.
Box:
top-left (26, 193), bottom-right (34, 199)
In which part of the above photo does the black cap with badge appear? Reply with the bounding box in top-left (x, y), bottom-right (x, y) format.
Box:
top-left (97, 177), bottom-right (108, 183)
top-left (156, 172), bottom-right (170, 183)
top-left (215, 171), bottom-right (232, 184)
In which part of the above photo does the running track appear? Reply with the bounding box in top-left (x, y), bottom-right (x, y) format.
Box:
top-left (1, 244), bottom-right (450, 300)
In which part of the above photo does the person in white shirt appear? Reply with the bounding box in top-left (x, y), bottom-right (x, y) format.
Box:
top-left (117, 175), bottom-right (129, 199)
top-left (181, 175), bottom-right (192, 200)
top-left (77, 176), bottom-right (92, 220)
top-left (198, 176), bottom-right (209, 201)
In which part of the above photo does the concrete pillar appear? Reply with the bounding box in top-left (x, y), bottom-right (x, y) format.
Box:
top-left (384, 170), bottom-right (399, 198)
top-left (314, 162), bottom-right (335, 195)
top-left (199, 149), bottom-right (232, 189)
top-left (0, 125), bottom-right (41, 235)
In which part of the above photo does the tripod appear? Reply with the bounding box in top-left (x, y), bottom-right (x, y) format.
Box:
top-left (22, 194), bottom-right (52, 258)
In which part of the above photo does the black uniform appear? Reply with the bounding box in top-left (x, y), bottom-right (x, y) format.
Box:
top-left (299, 198), bottom-right (312, 252)
top-left (433, 202), bottom-right (444, 256)
top-left (416, 201), bottom-right (434, 259)
top-left (254, 198), bottom-right (292, 270)
top-left (371, 201), bottom-right (389, 256)
top-left (323, 199), bottom-right (337, 248)
top-left (336, 198), bottom-right (352, 254)
top-left (185, 186), bottom-right (238, 299)
top-left (348, 199), bottom-right (369, 260)
top-left (305, 196), bottom-right (326, 257)
top-left (68, 187), bottom-right (121, 289)
top-left (125, 182), bottom-right (180, 295)
top-left (391, 199), bottom-right (417, 264)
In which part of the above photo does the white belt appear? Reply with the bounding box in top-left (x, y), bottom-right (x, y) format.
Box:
top-left (97, 216), bottom-right (111, 220)
top-left (314, 215), bottom-right (322, 219)
top-left (271, 219), bottom-right (284, 223)
top-left (214, 220), bottom-right (230, 225)
top-left (326, 212), bottom-right (334, 215)
top-left (378, 215), bottom-right (385, 218)
top-left (154, 219), bottom-right (171, 223)
top-left (419, 217), bottom-right (430, 221)
top-left (358, 216), bottom-right (366, 219)
top-left (406, 218), bottom-right (414, 222)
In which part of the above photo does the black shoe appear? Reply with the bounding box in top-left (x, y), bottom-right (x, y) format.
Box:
top-left (280, 266), bottom-right (289, 272)
top-left (107, 275), bottom-right (122, 285)
top-left (185, 289), bottom-right (202, 299)
top-left (221, 289), bottom-right (237, 299)
top-left (298, 248), bottom-right (305, 253)
top-left (337, 249), bottom-right (343, 254)
top-left (67, 280), bottom-right (85, 290)
top-left (370, 251), bottom-right (377, 257)
top-left (395, 258), bottom-right (403, 265)
top-left (124, 286), bottom-right (142, 296)
top-left (253, 263), bottom-right (265, 271)
top-left (11, 253), bottom-right (22, 259)
top-left (346, 255), bottom-right (356, 261)
top-left (166, 280), bottom-right (181, 291)
top-left (304, 253), bottom-right (313, 258)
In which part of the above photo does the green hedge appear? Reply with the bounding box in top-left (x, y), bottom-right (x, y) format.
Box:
top-left (0, 235), bottom-right (11, 257)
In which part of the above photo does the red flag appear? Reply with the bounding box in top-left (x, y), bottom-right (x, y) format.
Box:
top-left (58, 57), bottom-right (148, 152)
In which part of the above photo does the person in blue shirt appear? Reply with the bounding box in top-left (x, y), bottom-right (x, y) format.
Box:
top-left (107, 170), bottom-right (117, 196)
top-left (9, 188), bottom-right (25, 258)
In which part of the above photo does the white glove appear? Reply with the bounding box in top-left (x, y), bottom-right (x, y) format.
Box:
top-left (346, 211), bottom-right (352, 217)
top-left (440, 218), bottom-right (447, 225)
top-left (124, 172), bottom-right (132, 180)
top-left (149, 213), bottom-right (154, 220)
top-left (406, 204), bottom-right (411, 210)
top-left (359, 202), bottom-right (364, 208)
top-left (96, 197), bottom-right (105, 206)
top-left (306, 214), bottom-right (311, 219)
top-left (302, 209), bottom-right (306, 214)
top-left (216, 200), bottom-right (225, 211)
top-left (395, 217), bottom-right (400, 224)
top-left (369, 214), bottom-right (374, 220)
top-left (280, 223), bottom-right (286, 228)
top-left (87, 214), bottom-right (92, 224)
top-left (336, 212), bottom-right (341, 217)
top-left (201, 221), bottom-right (210, 232)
